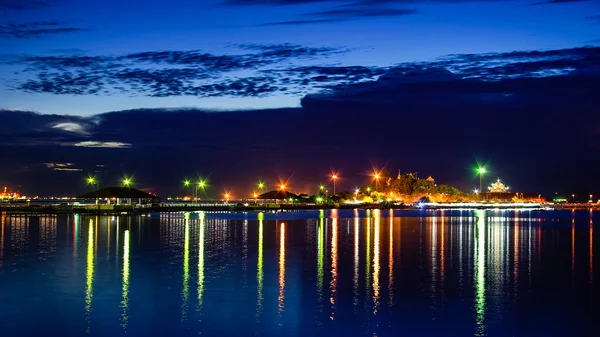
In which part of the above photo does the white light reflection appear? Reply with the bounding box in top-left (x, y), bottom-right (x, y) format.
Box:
top-left (198, 212), bottom-right (206, 311)
top-left (121, 230), bottom-right (130, 330)
top-left (330, 217), bottom-right (338, 320)
top-left (182, 213), bottom-right (190, 320)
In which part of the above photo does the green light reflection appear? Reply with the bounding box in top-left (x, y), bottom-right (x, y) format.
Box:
top-left (475, 210), bottom-right (486, 336)
top-left (317, 216), bottom-right (324, 311)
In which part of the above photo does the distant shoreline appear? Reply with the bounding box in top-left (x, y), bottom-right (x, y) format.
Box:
top-left (0, 201), bottom-right (587, 215)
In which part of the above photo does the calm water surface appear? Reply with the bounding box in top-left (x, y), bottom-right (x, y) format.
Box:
top-left (0, 209), bottom-right (599, 336)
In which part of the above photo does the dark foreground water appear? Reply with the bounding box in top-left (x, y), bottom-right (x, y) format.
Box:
top-left (0, 209), bottom-right (599, 337)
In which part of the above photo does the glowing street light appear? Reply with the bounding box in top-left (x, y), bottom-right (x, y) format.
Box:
top-left (280, 184), bottom-right (286, 191)
top-left (122, 177), bottom-right (132, 188)
top-left (183, 179), bottom-right (190, 187)
top-left (373, 172), bottom-right (381, 192)
top-left (87, 176), bottom-right (98, 190)
top-left (224, 193), bottom-right (230, 203)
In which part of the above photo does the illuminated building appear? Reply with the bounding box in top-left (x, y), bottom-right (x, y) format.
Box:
top-left (0, 187), bottom-right (20, 200)
top-left (488, 178), bottom-right (509, 193)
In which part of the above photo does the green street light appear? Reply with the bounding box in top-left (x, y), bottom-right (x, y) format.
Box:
top-left (184, 179), bottom-right (191, 187)
top-left (122, 177), bottom-right (132, 187)
top-left (258, 181), bottom-right (265, 190)
top-left (87, 176), bottom-right (98, 190)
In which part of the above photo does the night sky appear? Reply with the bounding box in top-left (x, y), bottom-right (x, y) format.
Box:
top-left (1, 0), bottom-right (599, 197)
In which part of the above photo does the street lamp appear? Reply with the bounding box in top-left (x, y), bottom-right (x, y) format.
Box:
top-left (196, 180), bottom-right (206, 204)
top-left (183, 179), bottom-right (191, 204)
top-left (224, 193), bottom-right (230, 203)
top-left (373, 172), bottom-right (381, 194)
top-left (87, 176), bottom-right (98, 191)
top-left (122, 177), bottom-right (132, 188)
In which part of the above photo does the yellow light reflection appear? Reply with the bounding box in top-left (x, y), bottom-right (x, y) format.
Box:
top-left (317, 216), bottom-right (324, 309)
top-left (256, 215), bottom-right (264, 319)
top-left (372, 209), bottom-right (380, 315)
top-left (475, 210), bottom-right (486, 336)
top-left (182, 213), bottom-right (190, 320)
top-left (572, 218), bottom-right (575, 274)
top-left (121, 230), bottom-right (130, 330)
top-left (278, 222), bottom-right (286, 323)
top-left (330, 218), bottom-right (338, 320)
top-left (198, 212), bottom-right (205, 310)
top-left (441, 214), bottom-right (445, 283)
top-left (389, 212), bottom-right (394, 307)
top-left (353, 215), bottom-right (359, 309)
top-left (1, 212), bottom-right (5, 266)
top-left (365, 212), bottom-right (371, 305)
top-left (85, 219), bottom-right (94, 332)
top-left (590, 219), bottom-right (593, 283)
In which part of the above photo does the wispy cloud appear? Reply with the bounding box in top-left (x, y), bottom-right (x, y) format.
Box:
top-left (304, 8), bottom-right (417, 17)
top-left (260, 19), bottom-right (348, 26)
top-left (44, 162), bottom-right (83, 171)
top-left (0, 22), bottom-right (85, 39)
top-left (72, 141), bottom-right (131, 148)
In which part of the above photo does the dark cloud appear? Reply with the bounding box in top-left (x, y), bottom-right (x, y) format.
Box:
top-left (10, 46), bottom-right (600, 100)
top-left (0, 22), bottom-right (85, 39)
top-left (0, 0), bottom-right (53, 11)
top-left (10, 44), bottom-right (356, 97)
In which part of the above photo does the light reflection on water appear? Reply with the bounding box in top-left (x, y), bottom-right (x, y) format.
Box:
top-left (0, 210), bottom-right (599, 336)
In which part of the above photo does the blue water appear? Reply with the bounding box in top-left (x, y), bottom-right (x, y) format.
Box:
top-left (0, 209), bottom-right (598, 336)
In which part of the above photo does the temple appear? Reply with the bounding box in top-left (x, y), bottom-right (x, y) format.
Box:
top-left (488, 178), bottom-right (509, 193)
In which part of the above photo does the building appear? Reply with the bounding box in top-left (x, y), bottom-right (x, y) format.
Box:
top-left (488, 178), bottom-right (509, 193)
top-left (0, 186), bottom-right (20, 200)
top-left (78, 187), bottom-right (159, 206)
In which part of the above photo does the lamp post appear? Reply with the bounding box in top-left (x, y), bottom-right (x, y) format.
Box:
top-left (183, 179), bottom-right (191, 205)
top-left (476, 167), bottom-right (486, 199)
top-left (197, 180), bottom-right (206, 205)
top-left (331, 174), bottom-right (338, 195)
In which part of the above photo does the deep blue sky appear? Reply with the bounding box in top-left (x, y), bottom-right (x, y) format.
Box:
top-left (1, 0), bottom-right (599, 196)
